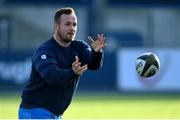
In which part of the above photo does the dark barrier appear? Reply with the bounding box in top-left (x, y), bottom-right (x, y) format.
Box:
top-left (0, 51), bottom-right (116, 91)
top-left (0, 51), bottom-right (33, 90)
top-left (78, 52), bottom-right (117, 91)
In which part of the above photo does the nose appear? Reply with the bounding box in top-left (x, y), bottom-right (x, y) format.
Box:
top-left (70, 25), bottom-right (76, 32)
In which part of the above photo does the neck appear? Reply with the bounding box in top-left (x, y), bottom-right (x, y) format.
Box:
top-left (53, 34), bottom-right (71, 47)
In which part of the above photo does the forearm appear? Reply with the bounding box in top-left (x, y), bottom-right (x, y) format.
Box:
top-left (88, 50), bottom-right (103, 70)
top-left (37, 64), bottom-right (78, 84)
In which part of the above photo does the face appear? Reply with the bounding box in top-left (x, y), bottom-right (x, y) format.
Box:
top-left (55, 13), bottom-right (77, 43)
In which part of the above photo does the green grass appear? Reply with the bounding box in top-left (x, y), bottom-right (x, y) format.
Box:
top-left (0, 92), bottom-right (180, 119)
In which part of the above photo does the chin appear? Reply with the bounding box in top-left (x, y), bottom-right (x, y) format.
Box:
top-left (68, 37), bottom-right (74, 41)
top-left (63, 38), bottom-right (73, 43)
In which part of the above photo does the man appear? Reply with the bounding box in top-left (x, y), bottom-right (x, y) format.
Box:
top-left (18, 7), bottom-right (105, 119)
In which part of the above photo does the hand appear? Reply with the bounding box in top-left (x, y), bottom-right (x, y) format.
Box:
top-left (88, 34), bottom-right (106, 52)
top-left (72, 56), bottom-right (88, 75)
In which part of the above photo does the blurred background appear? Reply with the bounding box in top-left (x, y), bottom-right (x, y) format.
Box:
top-left (0, 0), bottom-right (180, 119)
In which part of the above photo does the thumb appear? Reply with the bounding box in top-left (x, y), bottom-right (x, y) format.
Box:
top-left (75, 56), bottom-right (79, 62)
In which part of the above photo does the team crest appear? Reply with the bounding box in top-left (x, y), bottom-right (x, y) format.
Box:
top-left (41, 54), bottom-right (47, 59)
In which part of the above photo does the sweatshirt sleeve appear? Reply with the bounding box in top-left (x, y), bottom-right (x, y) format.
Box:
top-left (32, 48), bottom-right (78, 85)
top-left (79, 41), bottom-right (103, 70)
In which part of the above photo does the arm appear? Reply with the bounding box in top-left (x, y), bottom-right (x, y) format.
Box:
top-left (33, 48), bottom-right (78, 85)
top-left (80, 34), bottom-right (106, 70)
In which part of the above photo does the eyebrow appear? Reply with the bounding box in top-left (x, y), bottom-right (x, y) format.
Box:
top-left (65, 21), bottom-right (77, 24)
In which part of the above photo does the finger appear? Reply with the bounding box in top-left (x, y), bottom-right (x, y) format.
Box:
top-left (81, 64), bottom-right (88, 69)
top-left (100, 36), bottom-right (106, 43)
top-left (75, 56), bottom-right (79, 62)
top-left (88, 36), bottom-right (94, 44)
top-left (97, 34), bottom-right (100, 40)
top-left (101, 37), bottom-right (105, 44)
top-left (73, 62), bottom-right (81, 74)
top-left (97, 38), bottom-right (104, 45)
top-left (72, 56), bottom-right (79, 67)
top-left (101, 34), bottom-right (106, 41)
top-left (77, 64), bottom-right (88, 74)
top-left (103, 36), bottom-right (106, 40)
top-left (100, 33), bottom-right (103, 38)
top-left (74, 62), bottom-right (81, 69)
top-left (77, 64), bottom-right (87, 72)
top-left (76, 64), bottom-right (87, 71)
top-left (100, 44), bottom-right (105, 49)
top-left (72, 61), bottom-right (77, 68)
top-left (98, 34), bottom-right (105, 42)
top-left (97, 43), bottom-right (106, 50)
top-left (101, 34), bottom-right (104, 37)
top-left (78, 66), bottom-right (88, 74)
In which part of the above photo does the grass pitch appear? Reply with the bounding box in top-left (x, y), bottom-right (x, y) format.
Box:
top-left (0, 92), bottom-right (180, 119)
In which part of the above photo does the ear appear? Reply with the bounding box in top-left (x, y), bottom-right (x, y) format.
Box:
top-left (54, 23), bottom-right (59, 31)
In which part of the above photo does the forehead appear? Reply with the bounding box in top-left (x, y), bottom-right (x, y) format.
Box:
top-left (60, 14), bottom-right (77, 23)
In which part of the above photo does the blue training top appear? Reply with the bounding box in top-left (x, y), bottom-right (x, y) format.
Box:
top-left (20, 37), bottom-right (103, 116)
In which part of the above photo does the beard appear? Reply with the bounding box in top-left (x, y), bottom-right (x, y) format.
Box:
top-left (58, 32), bottom-right (75, 43)
top-left (61, 37), bottom-right (72, 43)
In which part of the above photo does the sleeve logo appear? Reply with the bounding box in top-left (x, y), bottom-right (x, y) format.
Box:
top-left (41, 54), bottom-right (47, 59)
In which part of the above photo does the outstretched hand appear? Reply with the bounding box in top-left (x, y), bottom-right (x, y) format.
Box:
top-left (88, 34), bottom-right (106, 52)
top-left (72, 56), bottom-right (88, 75)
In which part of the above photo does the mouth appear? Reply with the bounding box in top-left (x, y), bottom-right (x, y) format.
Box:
top-left (67, 33), bottom-right (74, 36)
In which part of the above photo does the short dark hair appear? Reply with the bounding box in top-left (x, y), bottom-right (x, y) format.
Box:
top-left (54, 7), bottom-right (75, 23)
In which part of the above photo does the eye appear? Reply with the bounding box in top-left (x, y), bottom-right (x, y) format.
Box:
top-left (65, 22), bottom-right (77, 27)
top-left (65, 23), bottom-right (71, 26)
top-left (73, 23), bottom-right (77, 27)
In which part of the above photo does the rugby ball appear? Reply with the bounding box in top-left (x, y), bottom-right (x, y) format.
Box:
top-left (136, 52), bottom-right (160, 77)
